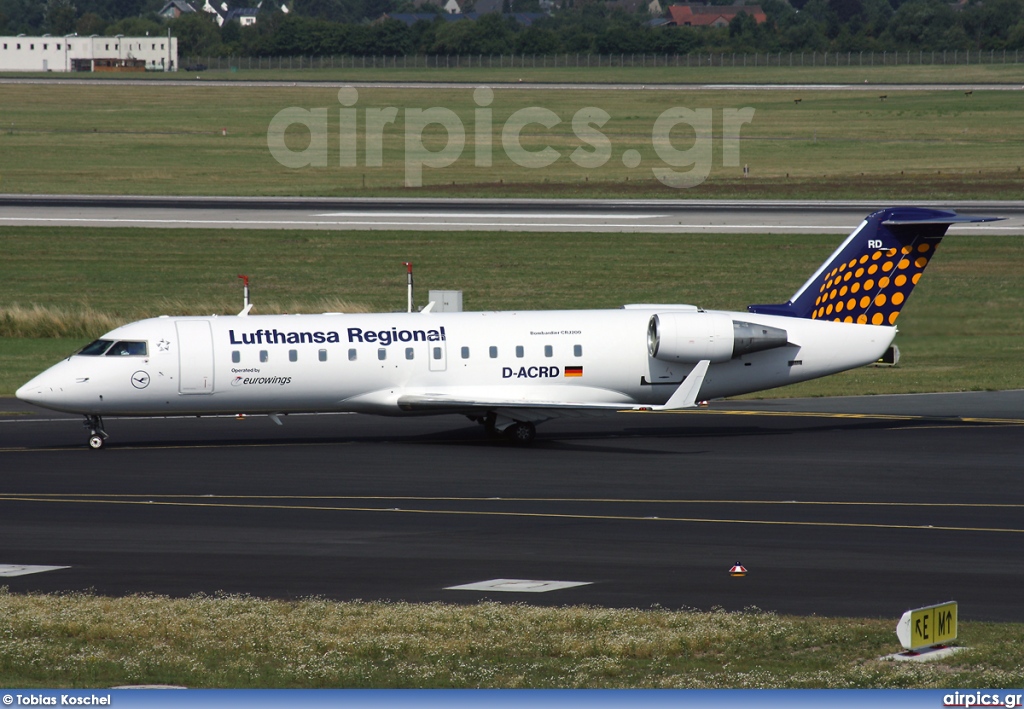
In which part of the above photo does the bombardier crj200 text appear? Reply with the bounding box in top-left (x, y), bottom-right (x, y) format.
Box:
top-left (17, 207), bottom-right (998, 448)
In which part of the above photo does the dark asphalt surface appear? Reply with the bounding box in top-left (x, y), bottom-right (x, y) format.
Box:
top-left (2, 196), bottom-right (1023, 233)
top-left (1, 392), bottom-right (1022, 621)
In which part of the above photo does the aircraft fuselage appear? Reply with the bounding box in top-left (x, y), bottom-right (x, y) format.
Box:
top-left (17, 307), bottom-right (895, 418)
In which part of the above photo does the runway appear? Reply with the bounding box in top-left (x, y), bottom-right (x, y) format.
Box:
top-left (1, 391), bottom-right (1022, 621)
top-left (2, 78), bottom-right (1022, 92)
top-left (3, 196), bottom-right (1024, 233)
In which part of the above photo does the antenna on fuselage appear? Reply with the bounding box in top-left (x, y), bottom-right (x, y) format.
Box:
top-left (403, 262), bottom-right (413, 313)
top-left (238, 274), bottom-right (253, 316)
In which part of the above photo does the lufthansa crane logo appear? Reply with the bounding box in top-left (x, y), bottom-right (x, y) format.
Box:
top-left (131, 371), bottom-right (151, 389)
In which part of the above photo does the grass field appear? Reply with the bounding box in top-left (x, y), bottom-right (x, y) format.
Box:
top-left (2, 591), bottom-right (1023, 688)
top-left (2, 226), bottom-right (1022, 397)
top-left (1, 83), bottom-right (1023, 198)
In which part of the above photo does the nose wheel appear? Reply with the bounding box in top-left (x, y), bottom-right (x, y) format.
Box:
top-left (83, 415), bottom-right (108, 450)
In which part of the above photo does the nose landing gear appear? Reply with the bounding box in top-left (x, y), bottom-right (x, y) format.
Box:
top-left (84, 415), bottom-right (108, 450)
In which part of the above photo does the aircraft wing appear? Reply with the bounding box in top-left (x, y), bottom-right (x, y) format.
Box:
top-left (396, 391), bottom-right (635, 415)
top-left (393, 361), bottom-right (710, 415)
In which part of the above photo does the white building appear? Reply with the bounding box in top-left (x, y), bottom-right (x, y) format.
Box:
top-left (224, 8), bottom-right (259, 25)
top-left (0, 35), bottom-right (178, 72)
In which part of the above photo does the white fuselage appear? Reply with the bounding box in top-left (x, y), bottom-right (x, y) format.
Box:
top-left (17, 306), bottom-right (896, 418)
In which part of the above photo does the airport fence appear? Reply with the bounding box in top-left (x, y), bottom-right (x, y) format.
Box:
top-left (181, 48), bottom-right (1024, 72)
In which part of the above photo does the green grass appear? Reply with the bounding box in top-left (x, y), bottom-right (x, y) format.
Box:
top-left (2, 591), bottom-right (1022, 688)
top-left (0, 337), bottom-right (91, 396)
top-left (2, 227), bottom-right (1022, 397)
top-left (1, 84), bottom-right (1023, 198)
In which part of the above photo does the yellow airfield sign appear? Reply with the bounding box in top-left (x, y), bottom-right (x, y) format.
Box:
top-left (896, 601), bottom-right (958, 651)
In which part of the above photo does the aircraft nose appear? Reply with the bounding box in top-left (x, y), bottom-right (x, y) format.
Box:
top-left (16, 373), bottom-right (65, 408)
top-left (16, 376), bottom-right (50, 406)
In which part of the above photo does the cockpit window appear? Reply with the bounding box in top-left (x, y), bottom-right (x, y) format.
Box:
top-left (105, 341), bottom-right (148, 356)
top-left (77, 339), bottom-right (114, 356)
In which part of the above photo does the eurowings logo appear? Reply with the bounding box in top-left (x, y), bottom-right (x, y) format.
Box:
top-left (232, 376), bottom-right (292, 387)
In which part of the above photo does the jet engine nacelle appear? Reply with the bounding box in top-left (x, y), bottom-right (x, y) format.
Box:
top-left (648, 312), bottom-right (788, 363)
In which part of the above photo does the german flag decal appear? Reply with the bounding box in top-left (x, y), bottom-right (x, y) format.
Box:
top-left (565, 366), bottom-right (583, 377)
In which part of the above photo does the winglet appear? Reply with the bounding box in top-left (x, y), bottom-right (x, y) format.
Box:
top-left (652, 360), bottom-right (710, 411)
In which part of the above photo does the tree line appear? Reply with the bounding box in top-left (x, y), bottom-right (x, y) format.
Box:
top-left (3, 0), bottom-right (1023, 59)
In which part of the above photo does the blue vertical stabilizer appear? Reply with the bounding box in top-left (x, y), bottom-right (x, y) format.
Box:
top-left (747, 207), bottom-right (1000, 325)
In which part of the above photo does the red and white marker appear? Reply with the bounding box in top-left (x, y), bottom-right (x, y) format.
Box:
top-left (729, 563), bottom-right (747, 577)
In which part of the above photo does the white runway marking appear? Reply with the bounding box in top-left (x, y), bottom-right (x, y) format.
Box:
top-left (445, 578), bottom-right (593, 593)
top-left (3, 216), bottom-right (1016, 233)
top-left (314, 212), bottom-right (662, 219)
top-left (0, 564), bottom-right (70, 577)
top-left (0, 216), bottom-right (854, 230)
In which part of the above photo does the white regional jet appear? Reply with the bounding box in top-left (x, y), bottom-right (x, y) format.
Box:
top-left (17, 207), bottom-right (997, 448)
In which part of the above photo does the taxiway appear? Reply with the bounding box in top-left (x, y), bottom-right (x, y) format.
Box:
top-left (2, 391), bottom-right (1021, 621)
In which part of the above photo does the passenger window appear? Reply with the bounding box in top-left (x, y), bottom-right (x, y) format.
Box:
top-left (232, 351), bottom-right (240, 363)
top-left (260, 350), bottom-right (269, 363)
top-left (461, 346), bottom-right (470, 359)
top-left (319, 349), bottom-right (327, 362)
top-left (544, 345), bottom-right (553, 357)
top-left (377, 348), bottom-right (386, 361)
top-left (574, 344), bottom-right (583, 357)
top-left (405, 347), bottom-right (414, 360)
top-left (106, 341), bottom-right (148, 356)
top-left (348, 349), bottom-right (357, 361)
top-left (515, 346), bottom-right (524, 358)
top-left (289, 349), bottom-right (298, 362)
top-left (489, 346), bottom-right (498, 358)
top-left (78, 339), bottom-right (113, 356)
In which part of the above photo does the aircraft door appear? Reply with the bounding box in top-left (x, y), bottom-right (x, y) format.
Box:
top-left (176, 320), bottom-right (215, 394)
top-left (428, 341), bottom-right (447, 372)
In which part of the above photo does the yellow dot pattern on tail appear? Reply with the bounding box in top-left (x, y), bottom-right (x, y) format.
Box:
top-left (810, 240), bottom-right (940, 325)
top-left (746, 207), bottom-right (998, 323)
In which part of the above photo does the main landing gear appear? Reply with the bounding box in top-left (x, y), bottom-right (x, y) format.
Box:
top-left (473, 413), bottom-right (537, 445)
top-left (504, 420), bottom-right (536, 444)
top-left (84, 415), bottom-right (108, 450)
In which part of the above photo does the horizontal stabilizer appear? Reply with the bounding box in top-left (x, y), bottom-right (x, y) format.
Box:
top-left (882, 215), bottom-right (1001, 226)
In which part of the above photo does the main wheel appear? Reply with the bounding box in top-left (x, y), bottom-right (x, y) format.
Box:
top-left (88, 435), bottom-right (105, 450)
top-left (505, 421), bottom-right (536, 445)
top-left (483, 412), bottom-right (502, 438)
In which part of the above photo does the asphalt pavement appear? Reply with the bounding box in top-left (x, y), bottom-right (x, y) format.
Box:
top-left (1, 391), bottom-right (1021, 621)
